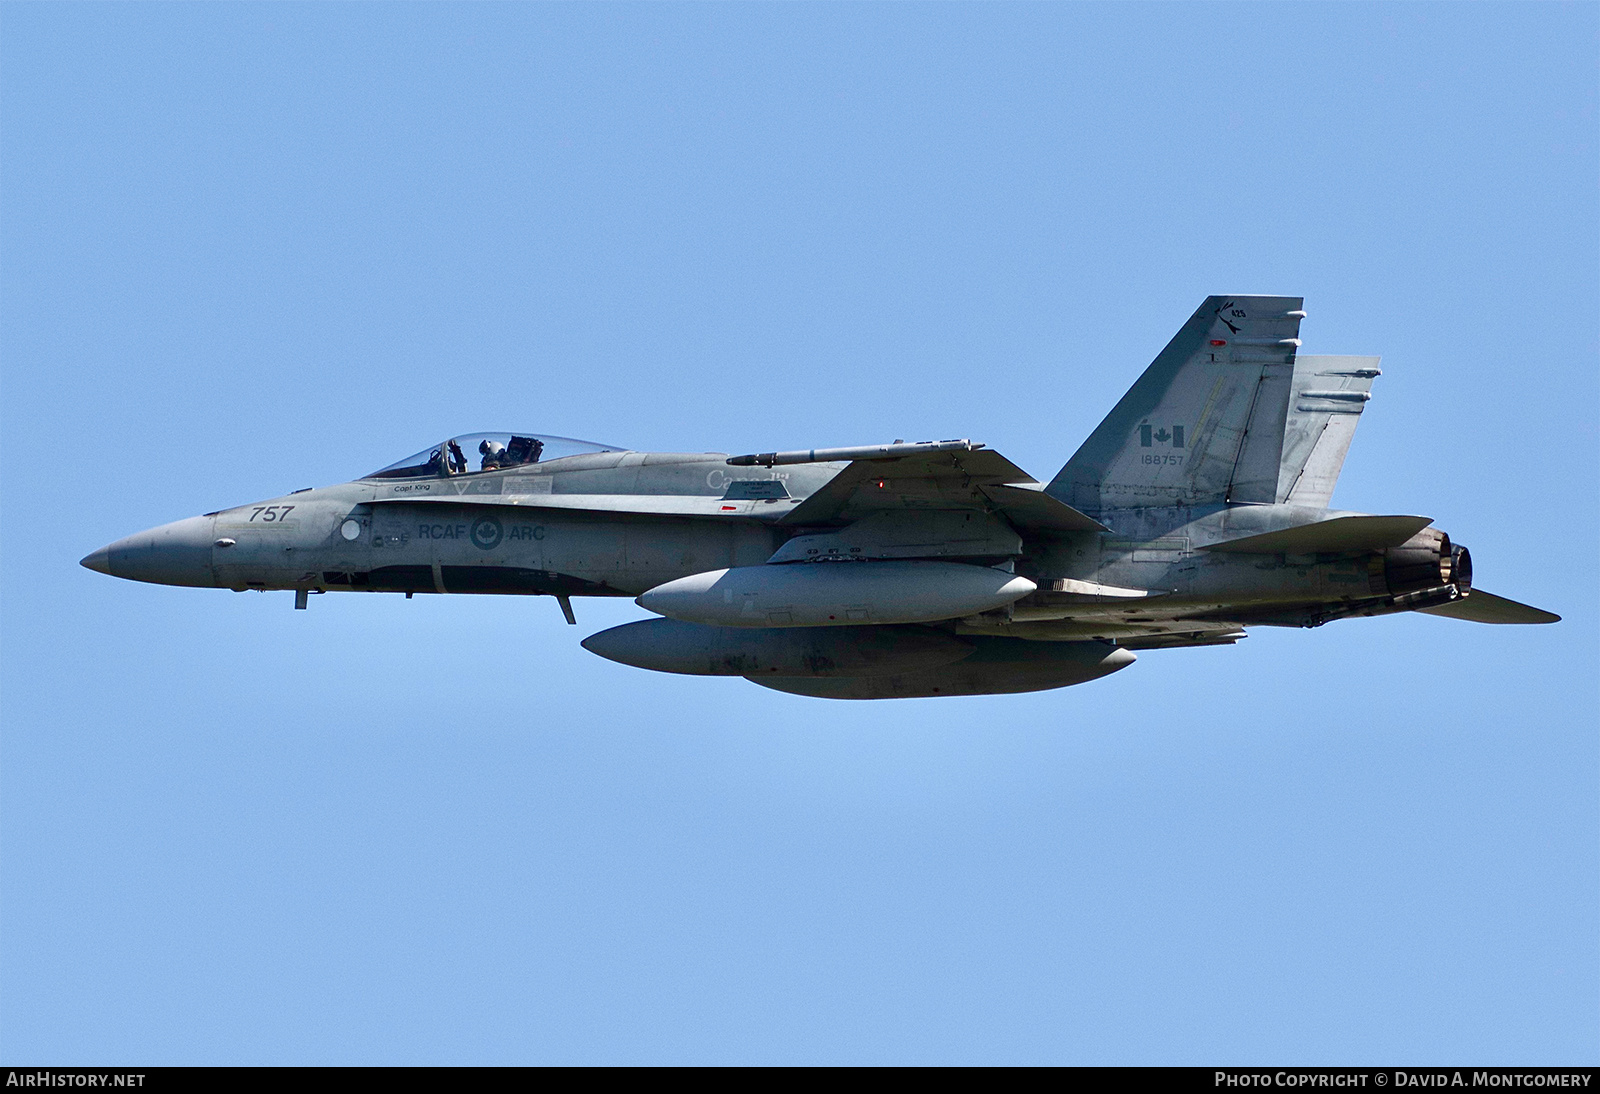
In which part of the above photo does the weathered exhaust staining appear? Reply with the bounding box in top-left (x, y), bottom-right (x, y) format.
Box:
top-left (81, 296), bottom-right (1559, 699)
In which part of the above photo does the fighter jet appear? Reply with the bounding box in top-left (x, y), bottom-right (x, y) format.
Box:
top-left (81, 295), bottom-right (1557, 699)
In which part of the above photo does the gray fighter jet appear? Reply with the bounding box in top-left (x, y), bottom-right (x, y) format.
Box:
top-left (82, 295), bottom-right (1557, 699)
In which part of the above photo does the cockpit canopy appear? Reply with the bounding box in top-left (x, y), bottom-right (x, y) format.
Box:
top-left (365, 433), bottom-right (622, 480)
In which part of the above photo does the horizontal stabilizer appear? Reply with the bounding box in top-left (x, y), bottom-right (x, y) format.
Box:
top-left (1201, 514), bottom-right (1433, 554)
top-left (1418, 590), bottom-right (1560, 625)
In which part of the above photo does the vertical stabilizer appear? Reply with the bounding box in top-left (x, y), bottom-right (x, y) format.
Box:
top-left (1048, 295), bottom-right (1304, 513)
top-left (1275, 355), bottom-right (1380, 508)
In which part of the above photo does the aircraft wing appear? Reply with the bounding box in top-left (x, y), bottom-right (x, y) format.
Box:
top-left (1418, 589), bottom-right (1560, 625)
top-left (753, 441), bottom-right (1106, 533)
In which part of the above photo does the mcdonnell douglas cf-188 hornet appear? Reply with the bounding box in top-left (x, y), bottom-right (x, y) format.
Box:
top-left (82, 295), bottom-right (1557, 699)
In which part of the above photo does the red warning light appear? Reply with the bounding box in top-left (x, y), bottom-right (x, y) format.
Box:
top-left (1210, 339), bottom-right (1227, 346)
top-left (876, 479), bottom-right (887, 489)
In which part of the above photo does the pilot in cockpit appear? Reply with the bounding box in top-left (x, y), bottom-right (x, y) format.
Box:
top-left (479, 438), bottom-right (507, 471)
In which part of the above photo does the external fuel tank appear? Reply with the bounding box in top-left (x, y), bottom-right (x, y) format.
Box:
top-left (636, 560), bottom-right (1036, 628)
top-left (581, 618), bottom-right (975, 677)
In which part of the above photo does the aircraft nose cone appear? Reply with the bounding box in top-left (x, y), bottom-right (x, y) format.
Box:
top-left (83, 515), bottom-right (219, 587)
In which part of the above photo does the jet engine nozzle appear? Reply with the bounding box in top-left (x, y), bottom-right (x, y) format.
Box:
top-left (1371, 528), bottom-right (1468, 596)
top-left (1451, 543), bottom-right (1473, 593)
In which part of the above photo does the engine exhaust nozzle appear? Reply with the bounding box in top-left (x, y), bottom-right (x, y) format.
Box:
top-left (1370, 528), bottom-right (1467, 597)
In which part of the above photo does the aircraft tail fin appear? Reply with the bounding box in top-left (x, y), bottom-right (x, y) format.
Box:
top-left (1047, 295), bottom-right (1304, 514)
top-left (1274, 355), bottom-right (1380, 508)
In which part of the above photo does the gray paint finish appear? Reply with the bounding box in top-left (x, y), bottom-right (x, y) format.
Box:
top-left (82, 295), bottom-right (1558, 699)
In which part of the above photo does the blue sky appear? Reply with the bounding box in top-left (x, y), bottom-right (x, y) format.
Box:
top-left (3, 2), bottom-right (1595, 1064)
